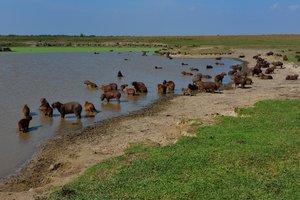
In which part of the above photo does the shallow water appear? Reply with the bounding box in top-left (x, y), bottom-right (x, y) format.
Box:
top-left (0, 52), bottom-right (241, 179)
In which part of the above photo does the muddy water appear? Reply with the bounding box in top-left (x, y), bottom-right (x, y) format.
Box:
top-left (0, 52), bottom-right (241, 179)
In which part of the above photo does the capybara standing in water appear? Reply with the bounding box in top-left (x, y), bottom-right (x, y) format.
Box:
top-left (157, 83), bottom-right (167, 94)
top-left (22, 104), bottom-right (30, 118)
top-left (52, 101), bottom-right (82, 119)
top-left (132, 81), bottom-right (148, 93)
top-left (39, 98), bottom-right (53, 117)
top-left (84, 101), bottom-right (99, 113)
top-left (101, 91), bottom-right (121, 103)
top-left (99, 83), bottom-right (118, 92)
top-left (214, 72), bottom-right (227, 83)
top-left (18, 116), bottom-right (32, 133)
top-left (163, 80), bottom-right (175, 93)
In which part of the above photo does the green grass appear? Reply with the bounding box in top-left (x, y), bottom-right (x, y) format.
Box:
top-left (48, 100), bottom-right (300, 200)
top-left (1, 35), bottom-right (300, 49)
top-left (3, 47), bottom-right (159, 54)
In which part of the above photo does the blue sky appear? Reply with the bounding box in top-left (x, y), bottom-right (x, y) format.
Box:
top-left (1, 0), bottom-right (300, 36)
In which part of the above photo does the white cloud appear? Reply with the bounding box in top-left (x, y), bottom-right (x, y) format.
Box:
top-left (288, 4), bottom-right (300, 12)
top-left (270, 2), bottom-right (279, 10)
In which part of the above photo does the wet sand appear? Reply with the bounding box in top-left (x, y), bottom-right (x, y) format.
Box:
top-left (0, 49), bottom-right (299, 200)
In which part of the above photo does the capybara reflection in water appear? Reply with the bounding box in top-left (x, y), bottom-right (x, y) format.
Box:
top-left (18, 116), bottom-right (32, 133)
top-left (101, 91), bottom-right (121, 103)
top-left (132, 81), bottom-right (148, 93)
top-left (39, 98), bottom-right (53, 117)
top-left (52, 101), bottom-right (82, 119)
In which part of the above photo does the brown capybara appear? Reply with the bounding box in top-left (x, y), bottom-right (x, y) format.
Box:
top-left (188, 83), bottom-right (198, 91)
top-left (181, 62), bottom-right (188, 66)
top-left (214, 72), bottom-right (227, 83)
top-left (121, 84), bottom-right (136, 95)
top-left (272, 61), bottom-right (283, 68)
top-left (157, 83), bottom-right (167, 94)
top-left (181, 71), bottom-right (193, 76)
top-left (190, 67), bottom-right (199, 71)
top-left (265, 66), bottom-right (276, 74)
top-left (182, 88), bottom-right (192, 96)
top-left (286, 74), bottom-right (299, 80)
top-left (252, 67), bottom-right (262, 76)
top-left (39, 98), bottom-right (53, 117)
top-left (101, 91), bottom-right (121, 103)
top-left (228, 70), bottom-right (238, 76)
top-left (132, 81), bottom-right (148, 93)
top-left (52, 101), bottom-right (82, 119)
top-left (232, 76), bottom-right (247, 88)
top-left (84, 101), bottom-right (99, 113)
top-left (22, 104), bottom-right (30, 118)
top-left (197, 81), bottom-right (221, 93)
top-left (18, 116), bottom-right (32, 133)
top-left (84, 80), bottom-right (98, 88)
top-left (192, 73), bottom-right (202, 83)
top-left (206, 65), bottom-right (213, 69)
top-left (163, 80), bottom-right (175, 93)
top-left (230, 65), bottom-right (242, 71)
top-left (120, 84), bottom-right (129, 92)
top-left (99, 83), bottom-right (118, 92)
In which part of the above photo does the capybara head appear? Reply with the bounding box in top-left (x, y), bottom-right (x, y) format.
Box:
top-left (51, 102), bottom-right (62, 109)
top-left (40, 98), bottom-right (47, 104)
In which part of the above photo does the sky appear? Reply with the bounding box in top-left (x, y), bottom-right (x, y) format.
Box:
top-left (1, 0), bottom-right (300, 36)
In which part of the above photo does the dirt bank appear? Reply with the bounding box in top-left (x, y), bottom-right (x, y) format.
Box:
top-left (0, 49), bottom-right (299, 200)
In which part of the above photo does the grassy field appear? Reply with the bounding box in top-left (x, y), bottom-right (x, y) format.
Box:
top-left (48, 100), bottom-right (300, 200)
top-left (1, 35), bottom-right (300, 49)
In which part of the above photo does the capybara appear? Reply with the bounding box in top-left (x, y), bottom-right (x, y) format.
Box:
top-left (188, 83), bottom-right (198, 91)
top-left (101, 91), bottom-right (121, 103)
top-left (202, 75), bottom-right (212, 79)
top-left (232, 76), bottom-right (247, 88)
top-left (181, 62), bottom-right (188, 66)
top-left (206, 65), bottom-right (213, 69)
top-left (99, 83), bottom-right (118, 92)
top-left (181, 71), bottom-right (193, 76)
top-left (22, 104), bottom-right (30, 118)
top-left (285, 74), bottom-right (299, 80)
top-left (132, 81), bottom-right (148, 93)
top-left (228, 70), bottom-right (238, 76)
top-left (18, 116), bottom-right (32, 133)
top-left (84, 80), bottom-right (98, 88)
top-left (190, 67), bottom-right (199, 71)
top-left (266, 51), bottom-right (274, 56)
top-left (252, 67), bottom-right (262, 76)
top-left (182, 88), bottom-right (192, 96)
top-left (214, 72), bottom-right (227, 83)
top-left (157, 83), bottom-right (166, 94)
top-left (197, 81), bottom-right (221, 93)
top-left (265, 66), bottom-right (276, 74)
top-left (163, 80), bottom-right (175, 93)
top-left (84, 101), bottom-right (99, 113)
top-left (272, 61), bottom-right (283, 69)
top-left (120, 84), bottom-right (136, 95)
top-left (39, 98), bottom-right (53, 117)
top-left (192, 74), bottom-right (202, 83)
top-left (230, 65), bottom-right (242, 71)
top-left (52, 101), bottom-right (82, 119)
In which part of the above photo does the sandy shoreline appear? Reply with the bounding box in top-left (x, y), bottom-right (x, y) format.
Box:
top-left (0, 49), bottom-right (299, 200)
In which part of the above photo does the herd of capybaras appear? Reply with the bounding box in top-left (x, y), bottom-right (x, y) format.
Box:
top-left (18, 51), bottom-right (298, 133)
